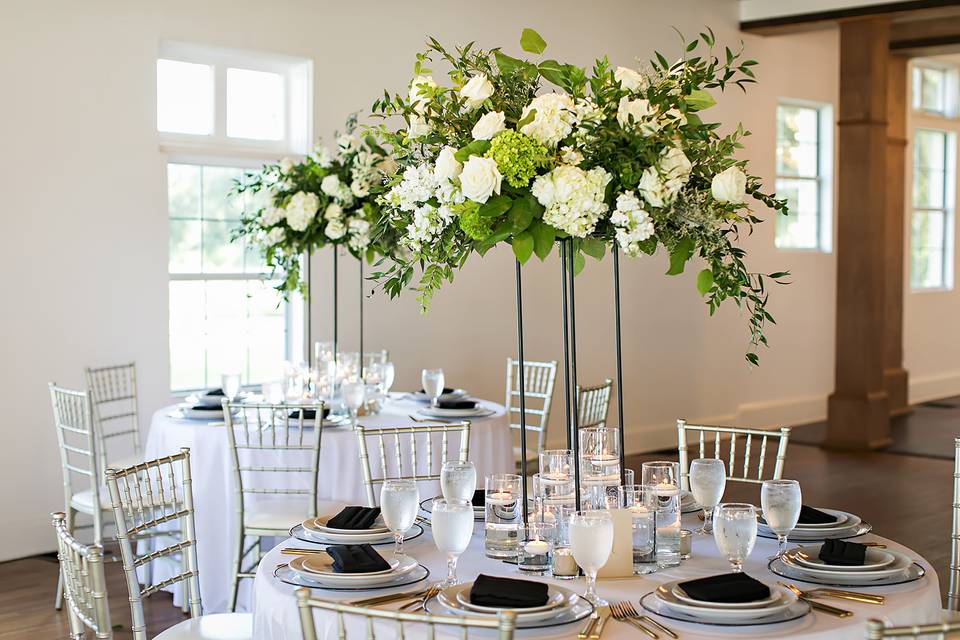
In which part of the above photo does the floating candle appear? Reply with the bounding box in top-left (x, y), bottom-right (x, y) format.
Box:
top-left (524, 539), bottom-right (550, 555)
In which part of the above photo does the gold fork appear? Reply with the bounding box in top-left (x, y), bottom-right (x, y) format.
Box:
top-left (609, 602), bottom-right (658, 638)
top-left (779, 582), bottom-right (854, 617)
top-left (776, 581), bottom-right (884, 605)
top-left (622, 601), bottom-right (678, 639)
top-left (398, 585), bottom-right (441, 611)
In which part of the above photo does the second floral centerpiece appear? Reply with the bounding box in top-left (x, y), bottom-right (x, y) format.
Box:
top-left (371, 28), bottom-right (787, 361)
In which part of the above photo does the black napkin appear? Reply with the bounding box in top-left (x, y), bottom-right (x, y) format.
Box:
top-left (419, 387), bottom-right (456, 395)
top-left (204, 388), bottom-right (225, 397)
top-left (326, 506), bottom-right (381, 530)
top-left (818, 539), bottom-right (866, 566)
top-left (325, 544), bottom-right (391, 574)
top-left (288, 407), bottom-right (330, 421)
top-left (191, 404), bottom-right (222, 412)
top-left (678, 573), bottom-right (771, 603)
top-left (797, 505), bottom-right (837, 525)
top-left (471, 489), bottom-right (485, 508)
top-left (437, 398), bottom-right (477, 409)
top-left (469, 574), bottom-right (550, 608)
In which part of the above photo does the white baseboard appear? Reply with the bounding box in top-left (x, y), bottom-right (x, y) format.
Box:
top-left (909, 370), bottom-right (960, 405)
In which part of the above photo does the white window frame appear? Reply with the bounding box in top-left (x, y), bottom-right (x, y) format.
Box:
top-left (910, 127), bottom-right (956, 292)
top-left (774, 99), bottom-right (834, 253)
top-left (911, 61), bottom-right (959, 118)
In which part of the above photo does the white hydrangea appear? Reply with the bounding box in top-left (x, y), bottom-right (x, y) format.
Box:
top-left (559, 146), bottom-right (583, 166)
top-left (385, 164), bottom-right (438, 212)
top-left (314, 146), bottom-right (333, 168)
top-left (261, 206), bottom-right (285, 227)
top-left (325, 219), bottom-right (346, 239)
top-left (265, 226), bottom-right (286, 246)
top-left (321, 175), bottom-right (341, 197)
top-left (531, 165), bottom-right (611, 237)
top-left (611, 191), bottom-right (655, 257)
top-left (285, 191), bottom-right (320, 231)
top-left (348, 217), bottom-right (371, 250)
top-left (520, 93), bottom-right (578, 147)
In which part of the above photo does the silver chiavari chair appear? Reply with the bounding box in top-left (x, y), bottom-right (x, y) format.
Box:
top-left (505, 358), bottom-right (558, 465)
top-left (866, 619), bottom-right (960, 639)
top-left (356, 421), bottom-right (471, 506)
top-left (577, 379), bottom-right (613, 429)
top-left (85, 362), bottom-right (143, 477)
top-left (949, 436), bottom-right (960, 611)
top-left (52, 511), bottom-right (112, 640)
top-left (296, 588), bottom-right (516, 640)
top-left (676, 419), bottom-right (791, 492)
top-left (223, 400), bottom-right (326, 613)
top-left (106, 448), bottom-right (253, 640)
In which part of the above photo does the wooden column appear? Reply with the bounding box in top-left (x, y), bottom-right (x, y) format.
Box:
top-left (825, 17), bottom-right (893, 450)
top-left (884, 54), bottom-right (910, 417)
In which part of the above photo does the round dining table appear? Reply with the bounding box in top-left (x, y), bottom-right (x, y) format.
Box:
top-left (143, 393), bottom-right (513, 613)
top-left (251, 513), bottom-right (942, 640)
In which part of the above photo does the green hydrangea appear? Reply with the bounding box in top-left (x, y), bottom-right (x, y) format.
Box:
top-left (485, 130), bottom-right (552, 188)
top-left (457, 201), bottom-right (493, 241)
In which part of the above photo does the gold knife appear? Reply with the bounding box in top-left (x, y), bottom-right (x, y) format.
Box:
top-left (590, 606), bottom-right (611, 639)
top-left (578, 613), bottom-right (599, 639)
top-left (803, 597), bottom-right (853, 617)
top-left (348, 588), bottom-right (429, 607)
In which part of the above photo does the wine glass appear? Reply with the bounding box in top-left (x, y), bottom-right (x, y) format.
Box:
top-left (431, 498), bottom-right (473, 586)
top-left (340, 381), bottom-right (366, 428)
top-left (713, 503), bottom-right (757, 573)
top-left (761, 479), bottom-right (802, 559)
top-left (569, 510), bottom-right (614, 605)
top-left (689, 459), bottom-right (726, 535)
top-left (421, 368), bottom-right (445, 407)
top-left (221, 373), bottom-right (242, 402)
top-left (380, 479), bottom-right (420, 557)
top-left (440, 461), bottom-right (476, 502)
top-left (381, 362), bottom-right (396, 396)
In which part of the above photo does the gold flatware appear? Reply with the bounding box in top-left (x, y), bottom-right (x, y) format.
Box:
top-left (416, 515), bottom-right (432, 527)
top-left (609, 602), bottom-right (658, 638)
top-left (589, 605), bottom-right (611, 639)
top-left (348, 588), bottom-right (429, 608)
top-left (578, 612), bottom-right (600, 639)
top-left (863, 542), bottom-right (887, 548)
top-left (780, 582), bottom-right (853, 617)
top-left (281, 548), bottom-right (330, 556)
top-left (777, 581), bottom-right (884, 604)
top-left (408, 414), bottom-right (454, 424)
top-left (398, 585), bottom-right (441, 611)
top-left (639, 615), bottom-right (678, 639)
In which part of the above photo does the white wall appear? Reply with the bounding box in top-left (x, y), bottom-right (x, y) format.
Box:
top-left (4, 0), bottom-right (931, 561)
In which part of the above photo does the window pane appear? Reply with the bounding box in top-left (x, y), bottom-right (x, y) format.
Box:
top-left (915, 130), bottom-right (946, 171)
top-left (775, 178), bottom-right (819, 249)
top-left (913, 130), bottom-right (947, 208)
top-left (169, 220), bottom-right (201, 273)
top-left (169, 281), bottom-right (206, 391)
top-left (776, 140), bottom-right (818, 177)
top-left (202, 166), bottom-right (245, 220)
top-left (777, 105), bottom-right (818, 145)
top-left (911, 211), bottom-right (947, 289)
top-left (912, 67), bottom-right (922, 111)
top-left (168, 164), bottom-right (201, 219)
top-left (921, 67), bottom-right (946, 113)
top-left (157, 59), bottom-right (213, 135)
top-left (201, 220), bottom-right (244, 273)
top-left (226, 68), bottom-right (285, 140)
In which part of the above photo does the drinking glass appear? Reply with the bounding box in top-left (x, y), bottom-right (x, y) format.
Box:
top-left (421, 368), bottom-right (445, 406)
top-left (642, 461), bottom-right (681, 567)
top-left (381, 362), bottom-right (396, 396)
top-left (569, 510), bottom-right (614, 605)
top-left (380, 480), bottom-right (420, 557)
top-left (340, 381), bottom-right (366, 428)
top-left (713, 503), bottom-right (758, 573)
top-left (314, 341), bottom-right (334, 366)
top-left (618, 484), bottom-right (657, 575)
top-left (431, 498), bottom-right (473, 586)
top-left (517, 522), bottom-right (555, 574)
top-left (484, 474), bottom-right (521, 558)
top-left (539, 449), bottom-right (574, 479)
top-left (440, 461), bottom-right (476, 502)
top-left (761, 479), bottom-right (802, 559)
top-left (221, 373), bottom-right (242, 402)
top-left (689, 459), bottom-right (726, 534)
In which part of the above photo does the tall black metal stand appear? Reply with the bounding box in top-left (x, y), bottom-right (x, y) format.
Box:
top-left (359, 259), bottom-right (364, 371)
top-left (515, 260), bottom-right (529, 523)
top-left (559, 238), bottom-right (583, 510)
top-left (332, 248), bottom-right (339, 361)
top-left (305, 252), bottom-right (312, 365)
top-left (613, 248), bottom-right (626, 483)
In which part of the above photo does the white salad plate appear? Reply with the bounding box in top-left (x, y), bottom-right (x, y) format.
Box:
top-left (655, 582), bottom-right (797, 620)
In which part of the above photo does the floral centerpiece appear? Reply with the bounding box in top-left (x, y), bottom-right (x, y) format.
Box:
top-left (370, 29), bottom-right (788, 363)
top-left (233, 115), bottom-right (396, 296)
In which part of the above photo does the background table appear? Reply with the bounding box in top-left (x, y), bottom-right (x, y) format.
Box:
top-left (143, 394), bottom-right (513, 613)
top-left (251, 514), bottom-right (942, 639)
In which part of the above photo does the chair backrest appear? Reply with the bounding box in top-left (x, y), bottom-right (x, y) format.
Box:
top-left (866, 619), bottom-right (960, 639)
top-left (577, 379), bottom-right (613, 429)
top-left (676, 419), bottom-right (791, 492)
top-left (296, 588), bottom-right (515, 640)
top-left (222, 401), bottom-right (325, 529)
top-left (49, 384), bottom-right (104, 539)
top-left (505, 358), bottom-right (558, 456)
top-left (52, 511), bottom-right (112, 639)
top-left (106, 448), bottom-right (202, 640)
top-left (85, 362), bottom-right (142, 474)
top-left (949, 436), bottom-right (960, 611)
top-left (355, 421), bottom-right (471, 506)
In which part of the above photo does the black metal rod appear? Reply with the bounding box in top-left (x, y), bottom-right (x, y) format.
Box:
top-left (332, 247), bottom-right (338, 383)
top-left (305, 252), bottom-right (312, 366)
top-left (359, 258), bottom-right (364, 377)
top-left (559, 241), bottom-right (573, 452)
top-left (566, 238), bottom-right (581, 512)
top-left (515, 259), bottom-right (529, 524)
top-left (613, 247), bottom-right (626, 484)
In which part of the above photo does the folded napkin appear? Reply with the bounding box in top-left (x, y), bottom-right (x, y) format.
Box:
top-left (326, 506), bottom-right (381, 530)
top-left (190, 404), bottom-right (221, 412)
top-left (797, 505), bottom-right (837, 525)
top-left (678, 573), bottom-right (771, 603)
top-left (469, 574), bottom-right (550, 608)
top-left (204, 388), bottom-right (225, 397)
top-left (437, 398), bottom-right (477, 409)
top-left (325, 544), bottom-right (391, 574)
top-left (818, 539), bottom-right (866, 566)
top-left (288, 407), bottom-right (330, 421)
top-left (419, 387), bottom-right (456, 395)
top-left (472, 489), bottom-right (485, 508)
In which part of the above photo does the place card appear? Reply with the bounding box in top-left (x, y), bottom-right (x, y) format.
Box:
top-left (597, 508), bottom-right (634, 578)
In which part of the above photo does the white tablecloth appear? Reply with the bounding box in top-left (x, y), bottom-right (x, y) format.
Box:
top-left (251, 515), bottom-right (942, 640)
top-left (143, 395), bottom-right (512, 613)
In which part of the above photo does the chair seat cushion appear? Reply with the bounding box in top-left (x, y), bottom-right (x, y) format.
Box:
top-left (243, 499), bottom-right (340, 532)
top-left (154, 613), bottom-right (252, 640)
top-left (70, 487), bottom-right (176, 513)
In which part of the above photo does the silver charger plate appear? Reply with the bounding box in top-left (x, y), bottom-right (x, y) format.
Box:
top-left (417, 407), bottom-right (496, 419)
top-left (767, 557), bottom-right (926, 588)
top-left (274, 562), bottom-right (429, 592)
top-left (288, 523), bottom-right (425, 547)
top-left (639, 591), bottom-right (811, 627)
top-left (424, 590), bottom-right (594, 630)
top-left (757, 522), bottom-right (873, 542)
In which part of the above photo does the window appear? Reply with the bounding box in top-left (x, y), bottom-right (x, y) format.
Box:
top-left (912, 64), bottom-right (956, 116)
top-left (911, 128), bottom-right (955, 290)
top-left (774, 102), bottom-right (833, 251)
top-left (159, 42), bottom-right (312, 391)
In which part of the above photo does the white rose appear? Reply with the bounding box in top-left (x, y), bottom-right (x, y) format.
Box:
top-left (261, 206), bottom-right (284, 227)
top-left (408, 115), bottom-right (431, 139)
top-left (279, 156), bottom-right (295, 174)
top-left (350, 179), bottom-right (370, 198)
top-left (459, 73), bottom-right (494, 110)
top-left (337, 134), bottom-right (360, 154)
top-left (663, 108), bottom-right (687, 126)
top-left (285, 191), bottom-right (320, 231)
top-left (435, 146), bottom-right (463, 182)
top-left (637, 167), bottom-right (666, 208)
top-left (324, 203), bottom-right (342, 220)
top-left (614, 66), bottom-right (645, 92)
top-left (265, 226), bottom-right (286, 245)
top-left (325, 219), bottom-right (347, 240)
top-left (659, 147), bottom-right (692, 181)
top-left (616, 96), bottom-right (654, 129)
top-left (471, 111), bottom-right (506, 140)
top-left (321, 174), bottom-right (341, 196)
top-left (408, 75), bottom-right (437, 110)
top-left (711, 166), bottom-right (747, 204)
top-left (459, 156), bottom-right (503, 203)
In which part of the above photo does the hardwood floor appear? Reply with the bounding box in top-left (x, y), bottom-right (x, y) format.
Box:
top-left (1, 441), bottom-right (954, 638)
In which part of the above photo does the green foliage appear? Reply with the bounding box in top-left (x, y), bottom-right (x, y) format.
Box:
top-left (520, 28), bottom-right (547, 54)
top-left (512, 231), bottom-right (534, 263)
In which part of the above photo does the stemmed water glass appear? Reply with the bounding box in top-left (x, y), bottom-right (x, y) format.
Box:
top-left (689, 459), bottom-right (726, 535)
top-left (221, 373), bottom-right (242, 402)
top-left (569, 510), bottom-right (614, 605)
top-left (713, 503), bottom-right (757, 573)
top-left (380, 479), bottom-right (420, 557)
top-left (431, 498), bottom-right (473, 586)
top-left (421, 368), bottom-right (445, 407)
top-left (381, 362), bottom-right (396, 396)
top-left (440, 461), bottom-right (476, 502)
top-left (340, 381), bottom-right (366, 428)
top-left (761, 479), bottom-right (802, 559)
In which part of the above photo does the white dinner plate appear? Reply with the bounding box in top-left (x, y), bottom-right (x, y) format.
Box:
top-left (780, 549), bottom-right (912, 581)
top-left (305, 512), bottom-right (390, 535)
top-left (418, 406), bottom-right (495, 419)
top-left (177, 405), bottom-right (226, 420)
top-left (186, 393), bottom-right (226, 407)
top-left (296, 552), bottom-right (400, 577)
top-left (454, 585), bottom-right (566, 614)
top-left (641, 591), bottom-right (811, 627)
top-left (437, 582), bottom-right (577, 623)
top-left (760, 511), bottom-right (863, 540)
top-left (671, 584), bottom-right (782, 609)
top-left (790, 544), bottom-right (896, 572)
top-left (289, 523), bottom-right (424, 547)
top-left (425, 584), bottom-right (593, 630)
top-left (276, 561), bottom-right (429, 592)
top-left (760, 508), bottom-right (848, 530)
top-left (289, 553), bottom-right (417, 587)
top-left (655, 582), bottom-right (797, 620)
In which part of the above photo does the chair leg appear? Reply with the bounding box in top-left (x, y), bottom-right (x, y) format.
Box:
top-left (180, 536), bottom-right (189, 614)
top-left (228, 530), bottom-right (244, 613)
top-left (54, 508), bottom-right (77, 610)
